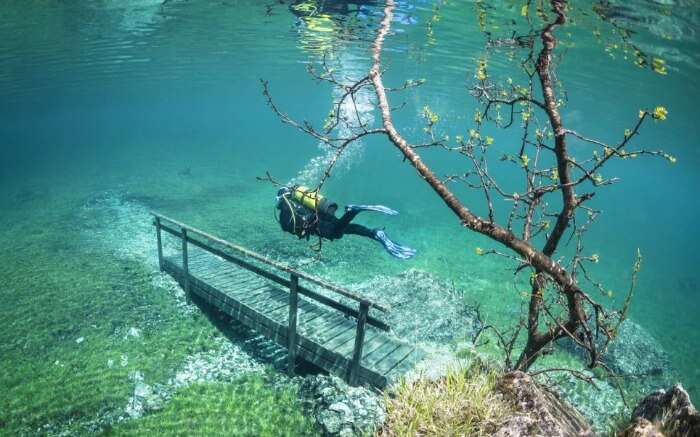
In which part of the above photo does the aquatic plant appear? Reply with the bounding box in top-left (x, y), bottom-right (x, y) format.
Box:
top-left (0, 194), bottom-right (289, 434)
top-left (262, 0), bottom-right (677, 382)
top-left (111, 375), bottom-right (316, 436)
top-left (379, 362), bottom-right (509, 436)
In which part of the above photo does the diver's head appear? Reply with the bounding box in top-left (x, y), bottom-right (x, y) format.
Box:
top-left (277, 186), bottom-right (291, 198)
top-left (276, 186), bottom-right (292, 209)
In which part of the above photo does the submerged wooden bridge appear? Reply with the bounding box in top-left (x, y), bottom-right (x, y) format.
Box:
top-left (153, 213), bottom-right (425, 388)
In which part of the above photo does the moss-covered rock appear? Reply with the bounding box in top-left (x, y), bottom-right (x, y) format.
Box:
top-left (494, 371), bottom-right (594, 437)
top-left (623, 384), bottom-right (700, 437)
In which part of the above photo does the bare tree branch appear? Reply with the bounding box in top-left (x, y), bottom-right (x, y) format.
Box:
top-left (262, 0), bottom-right (667, 381)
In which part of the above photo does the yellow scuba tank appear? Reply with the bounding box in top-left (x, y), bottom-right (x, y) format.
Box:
top-left (292, 185), bottom-right (322, 210)
top-left (291, 185), bottom-right (337, 215)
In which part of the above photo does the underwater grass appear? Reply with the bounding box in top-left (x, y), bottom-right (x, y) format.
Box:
top-left (0, 194), bottom-right (264, 435)
top-left (0, 252), bottom-right (229, 435)
top-left (108, 377), bottom-right (316, 436)
top-left (379, 362), bottom-right (510, 437)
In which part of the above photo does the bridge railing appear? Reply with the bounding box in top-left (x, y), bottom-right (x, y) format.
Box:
top-left (152, 212), bottom-right (390, 384)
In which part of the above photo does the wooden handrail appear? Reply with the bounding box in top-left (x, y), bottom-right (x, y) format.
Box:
top-left (152, 212), bottom-right (390, 313)
top-left (158, 221), bottom-right (390, 331)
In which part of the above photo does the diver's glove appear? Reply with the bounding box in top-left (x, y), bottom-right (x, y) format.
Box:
top-left (345, 204), bottom-right (399, 216)
top-left (372, 229), bottom-right (416, 259)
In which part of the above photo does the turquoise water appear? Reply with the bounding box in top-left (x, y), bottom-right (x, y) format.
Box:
top-left (1, 0), bottom-right (699, 434)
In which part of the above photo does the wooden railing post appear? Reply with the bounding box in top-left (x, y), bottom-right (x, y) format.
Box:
top-left (181, 228), bottom-right (191, 303)
top-left (287, 273), bottom-right (299, 376)
top-left (155, 217), bottom-right (163, 271)
top-left (348, 300), bottom-right (369, 385)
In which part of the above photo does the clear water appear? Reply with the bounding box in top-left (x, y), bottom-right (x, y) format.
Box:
top-left (1, 0), bottom-right (699, 434)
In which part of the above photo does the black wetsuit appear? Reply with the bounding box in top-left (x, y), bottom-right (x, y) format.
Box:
top-left (277, 198), bottom-right (374, 240)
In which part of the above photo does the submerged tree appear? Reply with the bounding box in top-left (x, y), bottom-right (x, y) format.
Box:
top-left (262, 0), bottom-right (674, 374)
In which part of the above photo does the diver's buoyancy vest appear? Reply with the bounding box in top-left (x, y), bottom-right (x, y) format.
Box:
top-left (278, 195), bottom-right (313, 238)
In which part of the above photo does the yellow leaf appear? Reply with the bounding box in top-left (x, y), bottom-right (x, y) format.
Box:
top-left (653, 106), bottom-right (668, 121)
top-left (652, 57), bottom-right (668, 75)
top-left (475, 57), bottom-right (488, 81)
top-left (520, 154), bottom-right (529, 167)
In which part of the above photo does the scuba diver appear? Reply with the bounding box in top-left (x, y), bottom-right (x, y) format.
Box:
top-left (276, 186), bottom-right (416, 259)
top-left (271, 3), bottom-right (420, 259)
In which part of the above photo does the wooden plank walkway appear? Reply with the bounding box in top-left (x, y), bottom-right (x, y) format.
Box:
top-left (153, 213), bottom-right (425, 388)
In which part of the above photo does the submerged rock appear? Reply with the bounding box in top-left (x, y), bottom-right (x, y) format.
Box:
top-left (124, 371), bottom-right (170, 418)
top-left (352, 268), bottom-right (480, 345)
top-left (624, 384), bottom-right (700, 436)
top-left (125, 381), bottom-right (170, 419)
top-left (125, 327), bottom-right (141, 339)
top-left (604, 321), bottom-right (672, 378)
top-left (559, 320), bottom-right (673, 382)
top-left (299, 375), bottom-right (386, 437)
top-left (494, 371), bottom-right (594, 437)
top-left (553, 319), bottom-right (677, 431)
top-left (619, 417), bottom-right (665, 437)
top-left (171, 339), bottom-right (263, 386)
